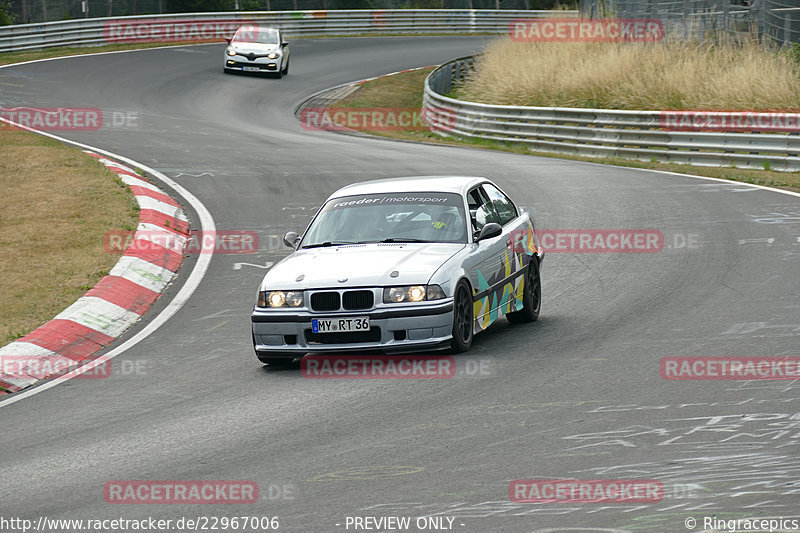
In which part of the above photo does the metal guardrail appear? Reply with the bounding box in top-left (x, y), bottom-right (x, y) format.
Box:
top-left (423, 56), bottom-right (800, 172)
top-left (0, 9), bottom-right (573, 53)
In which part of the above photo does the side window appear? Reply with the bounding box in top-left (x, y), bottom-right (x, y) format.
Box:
top-left (467, 187), bottom-right (500, 233)
top-left (482, 184), bottom-right (518, 226)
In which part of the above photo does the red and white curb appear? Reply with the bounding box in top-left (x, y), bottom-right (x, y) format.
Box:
top-left (0, 152), bottom-right (188, 394)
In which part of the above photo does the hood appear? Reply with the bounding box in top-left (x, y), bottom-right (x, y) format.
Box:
top-left (262, 243), bottom-right (465, 289)
top-left (230, 42), bottom-right (278, 54)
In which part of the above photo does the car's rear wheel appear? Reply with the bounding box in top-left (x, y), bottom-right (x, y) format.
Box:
top-left (507, 258), bottom-right (541, 323)
top-left (450, 280), bottom-right (474, 353)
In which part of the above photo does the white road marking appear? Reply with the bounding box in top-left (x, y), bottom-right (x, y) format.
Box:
top-left (0, 116), bottom-right (216, 408)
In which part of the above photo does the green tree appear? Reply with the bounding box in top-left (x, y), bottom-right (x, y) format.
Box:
top-left (0, 0), bottom-right (15, 25)
top-left (166, 0), bottom-right (235, 12)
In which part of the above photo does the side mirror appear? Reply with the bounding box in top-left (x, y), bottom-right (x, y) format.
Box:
top-left (283, 231), bottom-right (300, 249)
top-left (281, 40), bottom-right (288, 47)
top-left (224, 37), bottom-right (232, 44)
top-left (475, 222), bottom-right (502, 242)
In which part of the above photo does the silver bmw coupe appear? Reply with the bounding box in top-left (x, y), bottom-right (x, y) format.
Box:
top-left (251, 176), bottom-right (544, 364)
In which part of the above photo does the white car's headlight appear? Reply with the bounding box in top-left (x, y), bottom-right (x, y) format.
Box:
top-left (267, 51), bottom-right (280, 59)
top-left (226, 48), bottom-right (237, 56)
top-left (258, 290), bottom-right (304, 308)
top-left (383, 285), bottom-right (445, 304)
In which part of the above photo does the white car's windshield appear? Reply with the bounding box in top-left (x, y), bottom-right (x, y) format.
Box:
top-left (301, 192), bottom-right (467, 247)
top-left (232, 26), bottom-right (279, 45)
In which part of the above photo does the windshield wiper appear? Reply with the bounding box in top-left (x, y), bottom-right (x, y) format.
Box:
top-left (380, 238), bottom-right (432, 243)
top-left (301, 241), bottom-right (360, 249)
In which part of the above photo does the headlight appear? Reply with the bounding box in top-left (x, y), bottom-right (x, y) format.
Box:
top-left (383, 285), bottom-right (446, 304)
top-left (226, 48), bottom-right (237, 56)
top-left (257, 290), bottom-right (304, 308)
top-left (267, 52), bottom-right (280, 59)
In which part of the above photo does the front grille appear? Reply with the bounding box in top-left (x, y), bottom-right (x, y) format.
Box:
top-left (305, 327), bottom-right (382, 345)
top-left (311, 292), bottom-right (340, 311)
top-left (342, 290), bottom-right (374, 310)
top-left (229, 61), bottom-right (278, 70)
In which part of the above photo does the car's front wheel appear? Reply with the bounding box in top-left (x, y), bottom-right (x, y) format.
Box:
top-left (507, 258), bottom-right (541, 323)
top-left (281, 58), bottom-right (289, 75)
top-left (450, 280), bottom-right (474, 353)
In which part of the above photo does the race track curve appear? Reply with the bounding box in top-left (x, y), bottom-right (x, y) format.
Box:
top-left (1, 37), bottom-right (799, 532)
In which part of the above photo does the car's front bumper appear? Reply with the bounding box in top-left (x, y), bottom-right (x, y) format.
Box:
top-left (251, 299), bottom-right (454, 356)
top-left (224, 58), bottom-right (280, 72)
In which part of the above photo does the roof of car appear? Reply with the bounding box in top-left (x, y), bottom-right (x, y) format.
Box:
top-left (331, 176), bottom-right (489, 199)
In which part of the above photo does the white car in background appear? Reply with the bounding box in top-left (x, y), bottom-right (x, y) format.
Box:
top-left (224, 25), bottom-right (289, 77)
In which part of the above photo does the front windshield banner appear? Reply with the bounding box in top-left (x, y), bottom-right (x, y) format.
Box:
top-left (303, 192), bottom-right (467, 245)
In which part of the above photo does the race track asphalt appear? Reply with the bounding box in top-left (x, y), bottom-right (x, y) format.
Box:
top-left (1, 37), bottom-right (799, 532)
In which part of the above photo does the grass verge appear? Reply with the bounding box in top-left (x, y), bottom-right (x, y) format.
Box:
top-left (332, 67), bottom-right (800, 193)
top-left (0, 41), bottom-right (212, 66)
top-left (0, 128), bottom-right (140, 346)
top-left (456, 39), bottom-right (800, 110)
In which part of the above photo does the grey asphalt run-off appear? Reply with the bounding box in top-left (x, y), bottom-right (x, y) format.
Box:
top-left (1, 37), bottom-right (799, 532)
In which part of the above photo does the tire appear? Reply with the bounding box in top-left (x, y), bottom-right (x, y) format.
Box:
top-left (223, 67), bottom-right (230, 74)
top-left (450, 280), bottom-right (474, 353)
top-left (272, 69), bottom-right (282, 79)
top-left (281, 59), bottom-right (289, 75)
top-left (507, 258), bottom-right (541, 324)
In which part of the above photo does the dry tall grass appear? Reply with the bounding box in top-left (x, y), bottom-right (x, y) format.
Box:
top-left (458, 39), bottom-right (800, 110)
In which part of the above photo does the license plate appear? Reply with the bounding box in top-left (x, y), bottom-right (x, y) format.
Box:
top-left (242, 66), bottom-right (260, 72)
top-left (312, 317), bottom-right (370, 333)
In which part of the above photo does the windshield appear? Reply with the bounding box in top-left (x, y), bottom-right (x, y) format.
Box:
top-left (232, 26), bottom-right (279, 45)
top-left (301, 192), bottom-right (467, 247)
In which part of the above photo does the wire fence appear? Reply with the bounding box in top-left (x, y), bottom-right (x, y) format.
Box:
top-left (578, 0), bottom-right (800, 46)
top-left (7, 0), bottom-right (549, 25)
